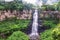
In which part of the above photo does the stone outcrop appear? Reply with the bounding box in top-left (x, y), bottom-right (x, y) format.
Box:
top-left (0, 10), bottom-right (60, 21)
top-left (39, 11), bottom-right (60, 19)
top-left (0, 10), bottom-right (32, 21)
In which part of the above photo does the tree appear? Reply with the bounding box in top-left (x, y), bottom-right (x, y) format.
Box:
top-left (57, 2), bottom-right (60, 11)
top-left (0, 5), bottom-right (5, 10)
top-left (4, 1), bottom-right (24, 11)
top-left (0, 2), bottom-right (5, 10)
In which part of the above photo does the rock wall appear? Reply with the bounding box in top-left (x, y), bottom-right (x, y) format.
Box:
top-left (1, 10), bottom-right (60, 21)
top-left (0, 10), bottom-right (32, 21)
top-left (39, 11), bottom-right (60, 19)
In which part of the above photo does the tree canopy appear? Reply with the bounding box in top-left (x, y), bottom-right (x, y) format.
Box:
top-left (0, 0), bottom-right (34, 11)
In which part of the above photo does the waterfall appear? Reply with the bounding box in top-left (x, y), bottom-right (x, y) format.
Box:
top-left (31, 9), bottom-right (38, 35)
top-left (29, 9), bottom-right (39, 40)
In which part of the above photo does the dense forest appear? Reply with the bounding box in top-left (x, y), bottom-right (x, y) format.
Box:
top-left (0, 0), bottom-right (34, 11)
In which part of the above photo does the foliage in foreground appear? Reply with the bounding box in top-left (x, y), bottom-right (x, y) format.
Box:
top-left (40, 20), bottom-right (57, 40)
top-left (0, 38), bottom-right (4, 40)
top-left (0, 18), bottom-right (30, 33)
top-left (52, 23), bottom-right (60, 40)
top-left (40, 29), bottom-right (53, 40)
top-left (7, 31), bottom-right (29, 40)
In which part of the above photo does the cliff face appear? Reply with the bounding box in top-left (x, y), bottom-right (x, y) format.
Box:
top-left (0, 10), bottom-right (60, 21)
top-left (39, 11), bottom-right (60, 19)
top-left (0, 10), bottom-right (32, 21)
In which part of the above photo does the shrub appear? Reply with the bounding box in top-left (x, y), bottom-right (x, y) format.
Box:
top-left (0, 19), bottom-right (30, 33)
top-left (0, 38), bottom-right (4, 40)
top-left (52, 23), bottom-right (60, 40)
top-left (7, 31), bottom-right (29, 40)
top-left (40, 20), bottom-right (58, 40)
top-left (43, 20), bottom-right (57, 28)
top-left (0, 5), bottom-right (5, 10)
top-left (40, 29), bottom-right (53, 40)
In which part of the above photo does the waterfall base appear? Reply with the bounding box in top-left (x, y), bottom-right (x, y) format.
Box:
top-left (29, 33), bottom-right (40, 40)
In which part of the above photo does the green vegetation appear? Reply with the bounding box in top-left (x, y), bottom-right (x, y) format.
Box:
top-left (0, 5), bottom-right (5, 10)
top-left (0, 0), bottom-right (60, 40)
top-left (0, 18), bottom-right (30, 33)
top-left (41, 1), bottom-right (60, 11)
top-left (4, 2), bottom-right (24, 11)
top-left (0, 38), bottom-right (4, 40)
top-left (40, 19), bottom-right (58, 40)
top-left (52, 23), bottom-right (60, 40)
top-left (0, 1), bottom-right (34, 40)
top-left (41, 5), bottom-right (55, 11)
top-left (40, 29), bottom-right (53, 40)
top-left (0, 1), bottom-right (34, 11)
top-left (43, 20), bottom-right (57, 28)
top-left (0, 18), bottom-right (30, 40)
top-left (7, 31), bottom-right (29, 40)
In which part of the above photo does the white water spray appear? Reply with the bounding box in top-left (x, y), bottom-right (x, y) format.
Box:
top-left (29, 9), bottom-right (38, 37)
